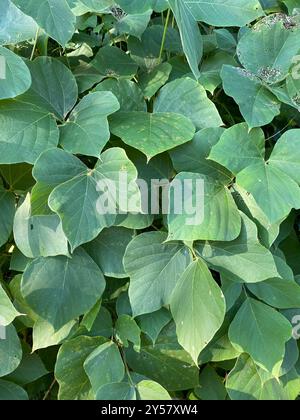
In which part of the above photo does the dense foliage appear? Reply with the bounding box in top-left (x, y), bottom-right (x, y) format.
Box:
top-left (1, 0), bottom-right (300, 401)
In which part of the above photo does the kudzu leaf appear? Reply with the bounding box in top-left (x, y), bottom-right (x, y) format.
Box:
top-left (0, 187), bottom-right (15, 247)
top-left (13, 194), bottom-right (69, 258)
top-left (32, 318), bottom-right (77, 352)
top-left (221, 65), bottom-right (281, 129)
top-left (0, 0), bottom-right (38, 46)
top-left (110, 111), bottom-right (195, 160)
top-left (84, 227), bottom-right (134, 278)
top-left (247, 278), bottom-right (300, 309)
top-left (115, 314), bottom-right (141, 350)
top-left (79, 0), bottom-right (114, 12)
top-left (209, 123), bottom-right (265, 175)
top-left (136, 308), bottom-right (172, 344)
top-left (21, 248), bottom-right (106, 329)
top-left (183, 0), bottom-right (264, 27)
top-left (168, 0), bottom-right (203, 79)
top-left (196, 365), bottom-right (227, 400)
top-left (115, 10), bottom-right (152, 40)
top-left (124, 231), bottom-right (191, 316)
top-left (0, 47), bottom-right (31, 100)
top-left (269, 129), bottom-right (300, 184)
top-left (139, 62), bottom-right (172, 99)
top-left (94, 79), bottom-right (146, 112)
top-left (195, 213), bottom-right (280, 283)
top-left (0, 163), bottom-right (34, 192)
top-left (0, 324), bottom-right (22, 377)
top-left (137, 380), bottom-right (171, 400)
top-left (60, 91), bottom-right (120, 158)
top-left (0, 380), bottom-right (28, 400)
top-left (126, 323), bottom-right (199, 391)
top-left (170, 127), bottom-right (232, 184)
top-left (0, 284), bottom-right (20, 326)
top-left (168, 172), bottom-right (241, 242)
top-left (55, 336), bottom-right (107, 400)
top-left (236, 161), bottom-right (300, 224)
top-left (170, 259), bottom-right (226, 364)
top-left (83, 341), bottom-right (125, 394)
top-left (226, 354), bottom-right (288, 400)
top-left (0, 100), bottom-right (59, 164)
top-left (96, 382), bottom-right (136, 401)
top-left (20, 57), bottom-right (78, 120)
top-left (228, 298), bottom-right (292, 376)
top-left (92, 45), bottom-right (138, 79)
top-left (12, 0), bottom-right (76, 46)
top-left (35, 147), bottom-right (140, 250)
top-left (237, 19), bottom-right (300, 84)
top-left (154, 77), bottom-right (223, 130)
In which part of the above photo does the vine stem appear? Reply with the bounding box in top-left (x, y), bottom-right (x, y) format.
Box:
top-left (159, 9), bottom-right (171, 62)
top-left (30, 28), bottom-right (40, 61)
top-left (43, 378), bottom-right (57, 401)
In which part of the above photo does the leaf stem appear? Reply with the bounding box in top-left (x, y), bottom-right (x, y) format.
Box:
top-left (159, 9), bottom-right (171, 62)
top-left (30, 27), bottom-right (40, 61)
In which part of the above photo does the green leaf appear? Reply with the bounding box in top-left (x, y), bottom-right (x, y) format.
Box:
top-left (55, 336), bottom-right (106, 400)
top-left (84, 227), bottom-right (134, 278)
top-left (79, 0), bottom-right (114, 12)
top-left (21, 248), bottom-right (106, 329)
top-left (126, 323), bottom-right (199, 391)
top-left (83, 341), bottom-right (125, 394)
top-left (115, 10), bottom-right (152, 40)
top-left (168, 0), bottom-right (203, 79)
top-left (0, 380), bottom-right (28, 400)
top-left (169, 127), bottom-right (232, 184)
top-left (0, 324), bottom-right (22, 377)
top-left (236, 161), bottom-right (300, 224)
top-left (139, 62), bottom-right (172, 99)
top-left (269, 129), bottom-right (300, 184)
top-left (154, 77), bottom-right (223, 130)
top-left (0, 284), bottom-right (21, 326)
top-left (13, 194), bottom-right (69, 258)
top-left (209, 123), bottom-right (265, 174)
top-left (0, 163), bottom-right (34, 191)
top-left (60, 91), bottom-right (120, 157)
top-left (94, 79), bottom-right (146, 112)
top-left (226, 354), bottom-right (288, 400)
top-left (237, 20), bottom-right (300, 84)
top-left (184, 0), bottom-right (264, 27)
top-left (96, 382), bottom-right (136, 400)
top-left (228, 298), bottom-right (292, 375)
top-left (221, 65), bottom-right (281, 129)
top-left (171, 259), bottom-right (226, 364)
top-left (0, 100), bottom-right (59, 164)
top-left (20, 57), bottom-right (78, 120)
top-left (0, 47), bottom-right (31, 99)
top-left (123, 231), bottom-right (191, 316)
top-left (92, 45), bottom-right (138, 79)
top-left (32, 318), bottom-right (76, 352)
top-left (137, 380), bottom-right (172, 400)
top-left (33, 147), bottom-right (140, 250)
top-left (0, 187), bottom-right (15, 247)
top-left (137, 308), bottom-right (172, 344)
top-left (168, 172), bottom-right (241, 242)
top-left (110, 111), bottom-right (195, 160)
top-left (0, 0), bottom-right (38, 46)
top-left (247, 278), bottom-right (300, 309)
top-left (12, 0), bottom-right (76, 46)
top-left (196, 214), bottom-right (280, 283)
top-left (88, 306), bottom-right (113, 338)
top-left (195, 365), bottom-right (227, 400)
top-left (115, 315), bottom-right (141, 350)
